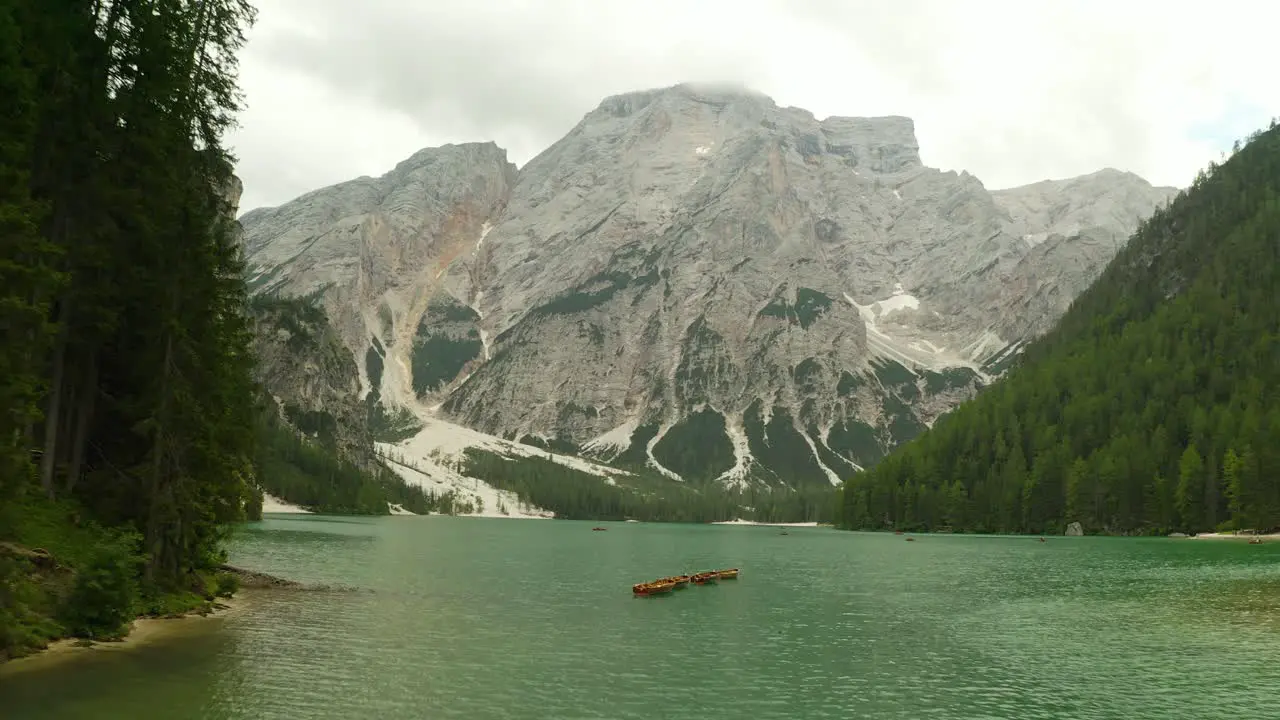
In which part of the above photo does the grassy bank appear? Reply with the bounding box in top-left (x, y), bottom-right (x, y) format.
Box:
top-left (0, 496), bottom-right (241, 663)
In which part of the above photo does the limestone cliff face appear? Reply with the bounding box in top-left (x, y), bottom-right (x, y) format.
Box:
top-left (242, 84), bottom-right (1177, 487)
top-left (240, 142), bottom-right (517, 432)
top-left (250, 296), bottom-right (371, 458)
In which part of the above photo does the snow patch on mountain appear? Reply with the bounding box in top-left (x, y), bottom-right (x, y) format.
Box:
top-left (715, 420), bottom-right (754, 490)
top-left (582, 418), bottom-right (639, 457)
top-left (379, 450), bottom-right (550, 519)
top-left (375, 416), bottom-right (633, 518)
top-left (799, 431), bottom-right (842, 486)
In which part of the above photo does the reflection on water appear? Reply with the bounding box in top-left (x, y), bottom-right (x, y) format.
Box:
top-left (3, 518), bottom-right (1278, 719)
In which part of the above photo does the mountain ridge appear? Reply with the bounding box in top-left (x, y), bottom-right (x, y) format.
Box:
top-left (240, 82), bottom-right (1178, 493)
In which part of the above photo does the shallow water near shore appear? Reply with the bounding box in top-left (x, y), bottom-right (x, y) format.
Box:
top-left (3, 515), bottom-right (1279, 719)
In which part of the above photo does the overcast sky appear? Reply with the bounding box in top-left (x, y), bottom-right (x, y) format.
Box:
top-left (227, 0), bottom-right (1278, 213)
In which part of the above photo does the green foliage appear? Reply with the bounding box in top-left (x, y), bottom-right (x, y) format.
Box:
top-left (530, 270), bottom-right (642, 317)
top-left (244, 485), bottom-right (264, 521)
top-left (0, 0), bottom-right (261, 657)
top-left (411, 332), bottom-right (482, 395)
top-left (651, 408), bottom-right (736, 482)
top-left (518, 434), bottom-right (580, 455)
top-left (871, 357), bottom-right (918, 390)
top-left (136, 588), bottom-right (212, 619)
top-left (827, 419), bottom-right (882, 467)
top-left (59, 532), bottom-right (140, 640)
top-left (923, 367), bottom-right (980, 395)
top-left (673, 316), bottom-right (734, 406)
top-left (425, 297), bottom-right (481, 323)
top-left (757, 287), bottom-right (834, 329)
top-left (743, 402), bottom-right (829, 487)
top-left (459, 448), bottom-right (834, 523)
top-left (374, 467), bottom-right (466, 516)
top-left (807, 423), bottom-right (858, 475)
top-left (837, 371), bottom-right (863, 396)
top-left (883, 394), bottom-right (927, 444)
top-left (368, 402), bottom-right (424, 443)
top-left (837, 121), bottom-right (1280, 535)
top-left (979, 344), bottom-right (1022, 375)
top-left (0, 0), bottom-right (61, 507)
top-left (214, 572), bottom-right (239, 599)
top-left (792, 358), bottom-right (823, 388)
top-left (249, 294), bottom-right (327, 352)
top-left (0, 554), bottom-right (61, 660)
top-left (606, 422), bottom-right (661, 469)
top-left (366, 343), bottom-right (384, 387)
top-left (254, 407), bottom-right (390, 515)
top-left (283, 404), bottom-right (338, 442)
top-left (256, 396), bottom-right (451, 516)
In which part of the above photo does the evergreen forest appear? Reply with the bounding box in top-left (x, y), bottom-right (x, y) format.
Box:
top-left (0, 0), bottom-right (272, 659)
top-left (461, 449), bottom-right (835, 524)
top-left (836, 123), bottom-right (1280, 536)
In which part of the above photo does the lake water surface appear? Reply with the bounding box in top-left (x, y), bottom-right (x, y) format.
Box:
top-left (4, 516), bottom-right (1279, 719)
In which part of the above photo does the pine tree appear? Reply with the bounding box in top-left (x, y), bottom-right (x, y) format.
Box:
top-left (1176, 445), bottom-right (1204, 531)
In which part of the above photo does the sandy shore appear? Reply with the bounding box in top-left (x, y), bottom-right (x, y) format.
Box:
top-left (261, 493), bottom-right (312, 514)
top-left (0, 594), bottom-right (249, 676)
top-left (1187, 532), bottom-right (1280, 541)
top-left (711, 519), bottom-right (822, 527)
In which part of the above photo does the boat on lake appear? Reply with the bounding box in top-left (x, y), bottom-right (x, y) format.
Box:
top-left (691, 571), bottom-right (719, 584)
top-left (715, 568), bottom-right (739, 579)
top-left (591, 527), bottom-right (607, 531)
top-left (664, 574), bottom-right (691, 588)
top-left (632, 580), bottom-right (676, 596)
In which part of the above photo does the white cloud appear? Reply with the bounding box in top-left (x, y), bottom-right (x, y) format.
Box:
top-left (226, 0), bottom-right (1278, 212)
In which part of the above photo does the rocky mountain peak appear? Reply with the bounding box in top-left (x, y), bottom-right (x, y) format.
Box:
top-left (573, 83), bottom-right (922, 175)
top-left (242, 83), bottom-right (1179, 489)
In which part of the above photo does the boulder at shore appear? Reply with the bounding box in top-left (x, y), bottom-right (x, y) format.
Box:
top-left (1065, 522), bottom-right (1084, 536)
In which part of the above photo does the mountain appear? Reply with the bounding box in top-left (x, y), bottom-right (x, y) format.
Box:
top-left (241, 82), bottom-right (1177, 491)
top-left (836, 121), bottom-right (1280, 535)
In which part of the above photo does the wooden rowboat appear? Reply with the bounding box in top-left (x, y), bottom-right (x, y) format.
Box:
top-left (632, 580), bottom-right (676, 596)
top-left (663, 575), bottom-right (691, 588)
top-left (715, 568), bottom-right (739, 579)
top-left (691, 571), bottom-right (719, 584)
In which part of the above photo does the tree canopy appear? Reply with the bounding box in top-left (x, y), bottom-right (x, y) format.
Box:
top-left (1, 0), bottom-right (263, 658)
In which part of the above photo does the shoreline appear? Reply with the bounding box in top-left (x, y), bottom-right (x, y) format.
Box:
top-left (711, 519), bottom-right (822, 527)
top-left (1, 565), bottom-right (298, 675)
top-left (1187, 532), bottom-right (1280, 541)
top-left (0, 593), bottom-right (249, 676)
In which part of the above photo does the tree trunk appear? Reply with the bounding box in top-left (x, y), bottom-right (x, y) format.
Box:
top-left (64, 353), bottom-right (98, 494)
top-left (39, 306), bottom-right (70, 500)
top-left (145, 322), bottom-right (176, 585)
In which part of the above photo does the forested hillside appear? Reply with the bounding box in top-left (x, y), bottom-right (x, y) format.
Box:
top-left (837, 122), bottom-right (1280, 536)
top-left (0, 0), bottom-right (262, 659)
top-left (461, 449), bottom-right (834, 523)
